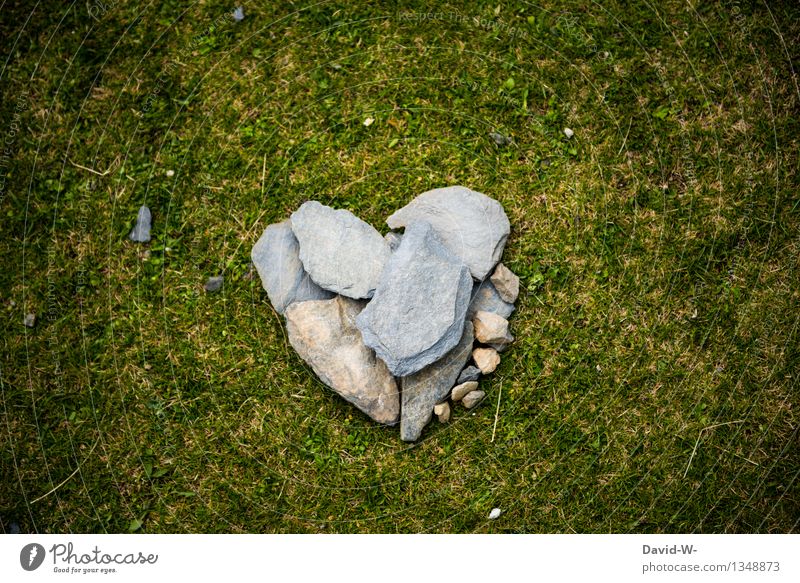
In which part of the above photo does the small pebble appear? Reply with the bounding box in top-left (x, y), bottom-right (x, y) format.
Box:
top-left (489, 131), bottom-right (512, 146)
top-left (165, 169), bottom-right (175, 177)
top-left (23, 313), bottom-right (36, 328)
top-left (232, 6), bottom-right (244, 21)
top-left (563, 127), bottom-right (574, 139)
top-left (462, 390), bottom-right (485, 409)
top-left (473, 347), bottom-right (500, 374)
top-left (128, 205), bottom-right (152, 243)
top-left (451, 381), bottom-right (478, 402)
top-left (204, 276), bottom-right (224, 293)
top-left (433, 402), bottom-right (450, 423)
top-left (363, 117), bottom-right (374, 127)
top-left (489, 508), bottom-right (502, 520)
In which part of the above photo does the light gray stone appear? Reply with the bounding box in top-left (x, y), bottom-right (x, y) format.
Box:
top-left (490, 263), bottom-right (520, 303)
top-left (468, 280), bottom-right (515, 319)
top-left (291, 201), bottom-right (390, 299)
top-left (473, 311), bottom-right (513, 345)
top-left (462, 390), bottom-right (485, 409)
top-left (457, 365), bottom-right (481, 384)
top-left (251, 221), bottom-right (333, 314)
top-left (384, 231), bottom-right (403, 251)
top-left (400, 322), bottom-right (474, 441)
top-left (23, 313), bottom-right (36, 328)
top-left (129, 205), bottom-right (151, 242)
top-left (204, 276), bottom-right (224, 293)
top-left (356, 221), bottom-right (472, 377)
top-left (451, 381), bottom-right (478, 402)
top-left (473, 347), bottom-right (500, 374)
top-left (434, 402), bottom-right (451, 423)
top-left (386, 185), bottom-right (510, 280)
top-left (285, 296), bottom-right (399, 425)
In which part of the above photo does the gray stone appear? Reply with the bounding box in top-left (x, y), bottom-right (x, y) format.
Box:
top-left (489, 342), bottom-right (512, 353)
top-left (456, 365), bottom-right (481, 384)
top-left (490, 131), bottom-right (512, 146)
top-left (434, 402), bottom-right (451, 423)
top-left (400, 322), bottom-right (474, 441)
top-left (291, 201), bottom-right (390, 299)
top-left (204, 276), bottom-right (224, 293)
top-left (356, 221), bottom-right (472, 377)
top-left (473, 347), bottom-right (500, 374)
top-left (490, 263), bottom-right (520, 303)
top-left (285, 296), bottom-right (399, 425)
top-left (462, 390), bottom-right (485, 409)
top-left (129, 205), bottom-right (151, 242)
top-left (232, 6), bottom-right (244, 21)
top-left (386, 186), bottom-right (510, 280)
top-left (451, 381), bottom-right (478, 402)
top-left (467, 279), bottom-right (515, 319)
top-left (251, 221), bottom-right (333, 315)
top-left (473, 311), bottom-right (513, 345)
top-left (23, 313), bottom-right (36, 328)
top-left (384, 231), bottom-right (403, 251)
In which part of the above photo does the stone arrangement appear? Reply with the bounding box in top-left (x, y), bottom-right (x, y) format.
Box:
top-left (251, 185), bottom-right (520, 441)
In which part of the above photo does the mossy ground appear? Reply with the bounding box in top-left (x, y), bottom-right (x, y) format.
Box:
top-left (1, 0), bottom-right (798, 533)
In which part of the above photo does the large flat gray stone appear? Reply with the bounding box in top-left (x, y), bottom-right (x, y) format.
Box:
top-left (285, 296), bottom-right (399, 425)
top-left (356, 221), bottom-right (472, 377)
top-left (386, 186), bottom-right (510, 280)
top-left (251, 220), bottom-right (333, 315)
top-left (400, 322), bottom-right (474, 441)
top-left (291, 201), bottom-right (390, 299)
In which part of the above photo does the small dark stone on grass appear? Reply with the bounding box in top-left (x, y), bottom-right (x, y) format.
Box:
top-left (204, 276), bottom-right (224, 292)
top-left (490, 132), bottom-right (512, 146)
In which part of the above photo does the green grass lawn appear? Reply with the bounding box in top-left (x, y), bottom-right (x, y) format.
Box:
top-left (1, 0), bottom-right (798, 533)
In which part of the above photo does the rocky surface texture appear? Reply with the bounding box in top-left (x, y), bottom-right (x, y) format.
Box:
top-left (386, 185), bottom-right (510, 280)
top-left (291, 201), bottom-right (390, 299)
top-left (251, 186), bottom-right (520, 440)
top-left (467, 280), bottom-right (515, 319)
top-left (251, 221), bottom-right (333, 314)
top-left (285, 296), bottom-right (399, 425)
top-left (356, 221), bottom-right (472, 377)
top-left (399, 322), bottom-right (474, 442)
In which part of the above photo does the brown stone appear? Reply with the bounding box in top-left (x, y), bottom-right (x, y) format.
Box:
top-left (285, 296), bottom-right (399, 424)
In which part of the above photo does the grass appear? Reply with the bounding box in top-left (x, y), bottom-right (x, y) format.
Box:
top-left (1, 0), bottom-right (798, 533)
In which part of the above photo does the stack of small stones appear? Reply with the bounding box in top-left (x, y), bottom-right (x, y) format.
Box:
top-left (251, 186), bottom-right (520, 441)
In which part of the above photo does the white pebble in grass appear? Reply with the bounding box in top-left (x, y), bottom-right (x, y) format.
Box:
top-left (165, 169), bottom-right (175, 177)
top-left (363, 117), bottom-right (374, 127)
top-left (563, 127), bottom-right (574, 139)
top-left (489, 508), bottom-right (502, 520)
